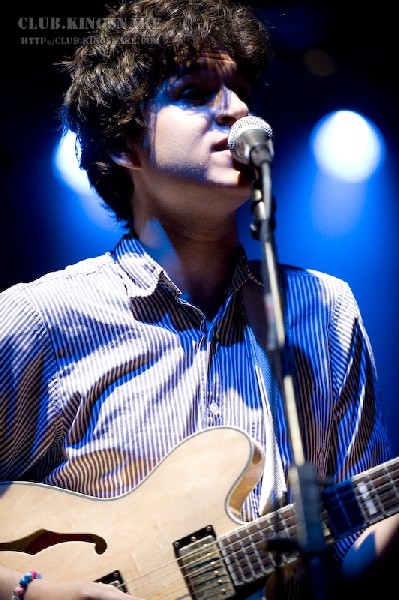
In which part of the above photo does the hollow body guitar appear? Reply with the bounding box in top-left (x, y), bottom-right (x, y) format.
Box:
top-left (0, 426), bottom-right (398, 598)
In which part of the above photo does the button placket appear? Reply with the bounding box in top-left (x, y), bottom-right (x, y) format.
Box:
top-left (206, 325), bottom-right (223, 425)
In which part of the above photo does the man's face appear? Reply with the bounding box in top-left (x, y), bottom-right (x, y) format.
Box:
top-left (141, 53), bottom-right (254, 189)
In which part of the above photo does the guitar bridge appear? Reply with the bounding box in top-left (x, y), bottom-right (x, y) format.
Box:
top-left (95, 570), bottom-right (127, 593)
top-left (174, 526), bottom-right (236, 599)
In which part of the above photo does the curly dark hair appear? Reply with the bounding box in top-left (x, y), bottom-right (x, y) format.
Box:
top-left (60, 0), bottom-right (272, 227)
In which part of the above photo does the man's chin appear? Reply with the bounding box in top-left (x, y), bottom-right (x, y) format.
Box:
top-left (216, 162), bottom-right (256, 188)
top-left (236, 164), bottom-right (256, 186)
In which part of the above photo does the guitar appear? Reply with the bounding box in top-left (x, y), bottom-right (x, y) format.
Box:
top-left (0, 426), bottom-right (397, 598)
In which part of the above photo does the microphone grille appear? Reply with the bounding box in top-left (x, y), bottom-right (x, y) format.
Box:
top-left (228, 116), bottom-right (273, 150)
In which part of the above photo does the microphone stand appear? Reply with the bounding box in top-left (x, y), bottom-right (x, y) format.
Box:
top-left (248, 140), bottom-right (331, 600)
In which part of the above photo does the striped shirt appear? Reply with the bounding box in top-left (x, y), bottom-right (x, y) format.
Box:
top-left (0, 233), bottom-right (391, 582)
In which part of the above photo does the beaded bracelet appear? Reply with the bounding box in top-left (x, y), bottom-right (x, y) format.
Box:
top-left (11, 570), bottom-right (41, 599)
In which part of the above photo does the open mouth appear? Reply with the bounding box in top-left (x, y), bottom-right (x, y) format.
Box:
top-left (212, 138), bottom-right (229, 151)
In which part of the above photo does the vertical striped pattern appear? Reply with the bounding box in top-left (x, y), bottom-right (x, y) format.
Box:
top-left (0, 234), bottom-right (391, 577)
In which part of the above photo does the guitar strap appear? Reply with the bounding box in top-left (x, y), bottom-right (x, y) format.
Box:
top-left (243, 271), bottom-right (288, 516)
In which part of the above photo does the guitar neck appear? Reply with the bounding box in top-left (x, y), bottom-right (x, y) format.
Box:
top-left (322, 455), bottom-right (399, 539)
top-left (218, 455), bottom-right (399, 590)
top-left (218, 504), bottom-right (298, 590)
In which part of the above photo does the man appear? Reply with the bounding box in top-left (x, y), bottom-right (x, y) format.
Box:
top-left (1, 1), bottom-right (398, 598)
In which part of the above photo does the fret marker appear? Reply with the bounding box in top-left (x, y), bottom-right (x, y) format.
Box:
top-left (358, 482), bottom-right (377, 515)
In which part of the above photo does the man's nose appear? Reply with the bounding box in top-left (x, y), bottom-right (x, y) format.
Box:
top-left (214, 86), bottom-right (249, 126)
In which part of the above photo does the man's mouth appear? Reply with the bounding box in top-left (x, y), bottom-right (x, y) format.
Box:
top-left (212, 138), bottom-right (229, 151)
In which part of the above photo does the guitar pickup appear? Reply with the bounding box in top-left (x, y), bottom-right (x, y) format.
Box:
top-left (174, 526), bottom-right (236, 599)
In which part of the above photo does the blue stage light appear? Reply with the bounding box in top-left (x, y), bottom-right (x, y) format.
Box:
top-left (52, 130), bottom-right (92, 194)
top-left (310, 110), bottom-right (385, 182)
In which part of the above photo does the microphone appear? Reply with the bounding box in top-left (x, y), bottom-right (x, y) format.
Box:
top-left (228, 116), bottom-right (274, 168)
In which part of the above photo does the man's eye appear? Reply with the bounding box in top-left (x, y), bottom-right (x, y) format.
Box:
top-left (174, 82), bottom-right (253, 108)
top-left (179, 86), bottom-right (216, 105)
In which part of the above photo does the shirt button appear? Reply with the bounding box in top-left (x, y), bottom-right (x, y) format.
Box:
top-left (209, 402), bottom-right (221, 416)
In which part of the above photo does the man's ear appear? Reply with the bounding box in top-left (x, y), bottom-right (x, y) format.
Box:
top-left (109, 148), bottom-right (141, 169)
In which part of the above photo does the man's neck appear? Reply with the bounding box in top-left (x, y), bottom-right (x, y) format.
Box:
top-left (136, 219), bottom-right (241, 319)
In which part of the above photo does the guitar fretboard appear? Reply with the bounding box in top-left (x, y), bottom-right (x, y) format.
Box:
top-left (218, 455), bottom-right (399, 589)
top-left (322, 456), bottom-right (399, 539)
top-left (218, 504), bottom-right (298, 588)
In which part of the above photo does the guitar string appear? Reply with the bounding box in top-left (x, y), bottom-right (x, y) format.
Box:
top-left (108, 509), bottom-right (299, 597)
top-left (111, 476), bottom-right (395, 596)
top-left (107, 471), bottom-right (399, 597)
top-left (324, 468), bottom-right (399, 536)
top-left (350, 469), bottom-right (399, 524)
top-left (15, 467), bottom-right (396, 598)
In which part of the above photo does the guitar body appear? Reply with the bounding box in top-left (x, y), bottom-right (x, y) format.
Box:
top-left (0, 427), bottom-right (265, 598)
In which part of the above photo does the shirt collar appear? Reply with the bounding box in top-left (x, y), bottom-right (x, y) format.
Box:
top-left (113, 231), bottom-right (257, 299)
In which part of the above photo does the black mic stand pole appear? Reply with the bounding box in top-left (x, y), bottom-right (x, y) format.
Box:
top-left (248, 140), bottom-right (330, 600)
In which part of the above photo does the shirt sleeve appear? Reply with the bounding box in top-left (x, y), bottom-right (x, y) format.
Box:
top-left (329, 279), bottom-right (391, 480)
top-left (319, 277), bottom-right (391, 567)
top-left (0, 283), bottom-right (63, 480)
top-left (282, 268), bottom-right (392, 568)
